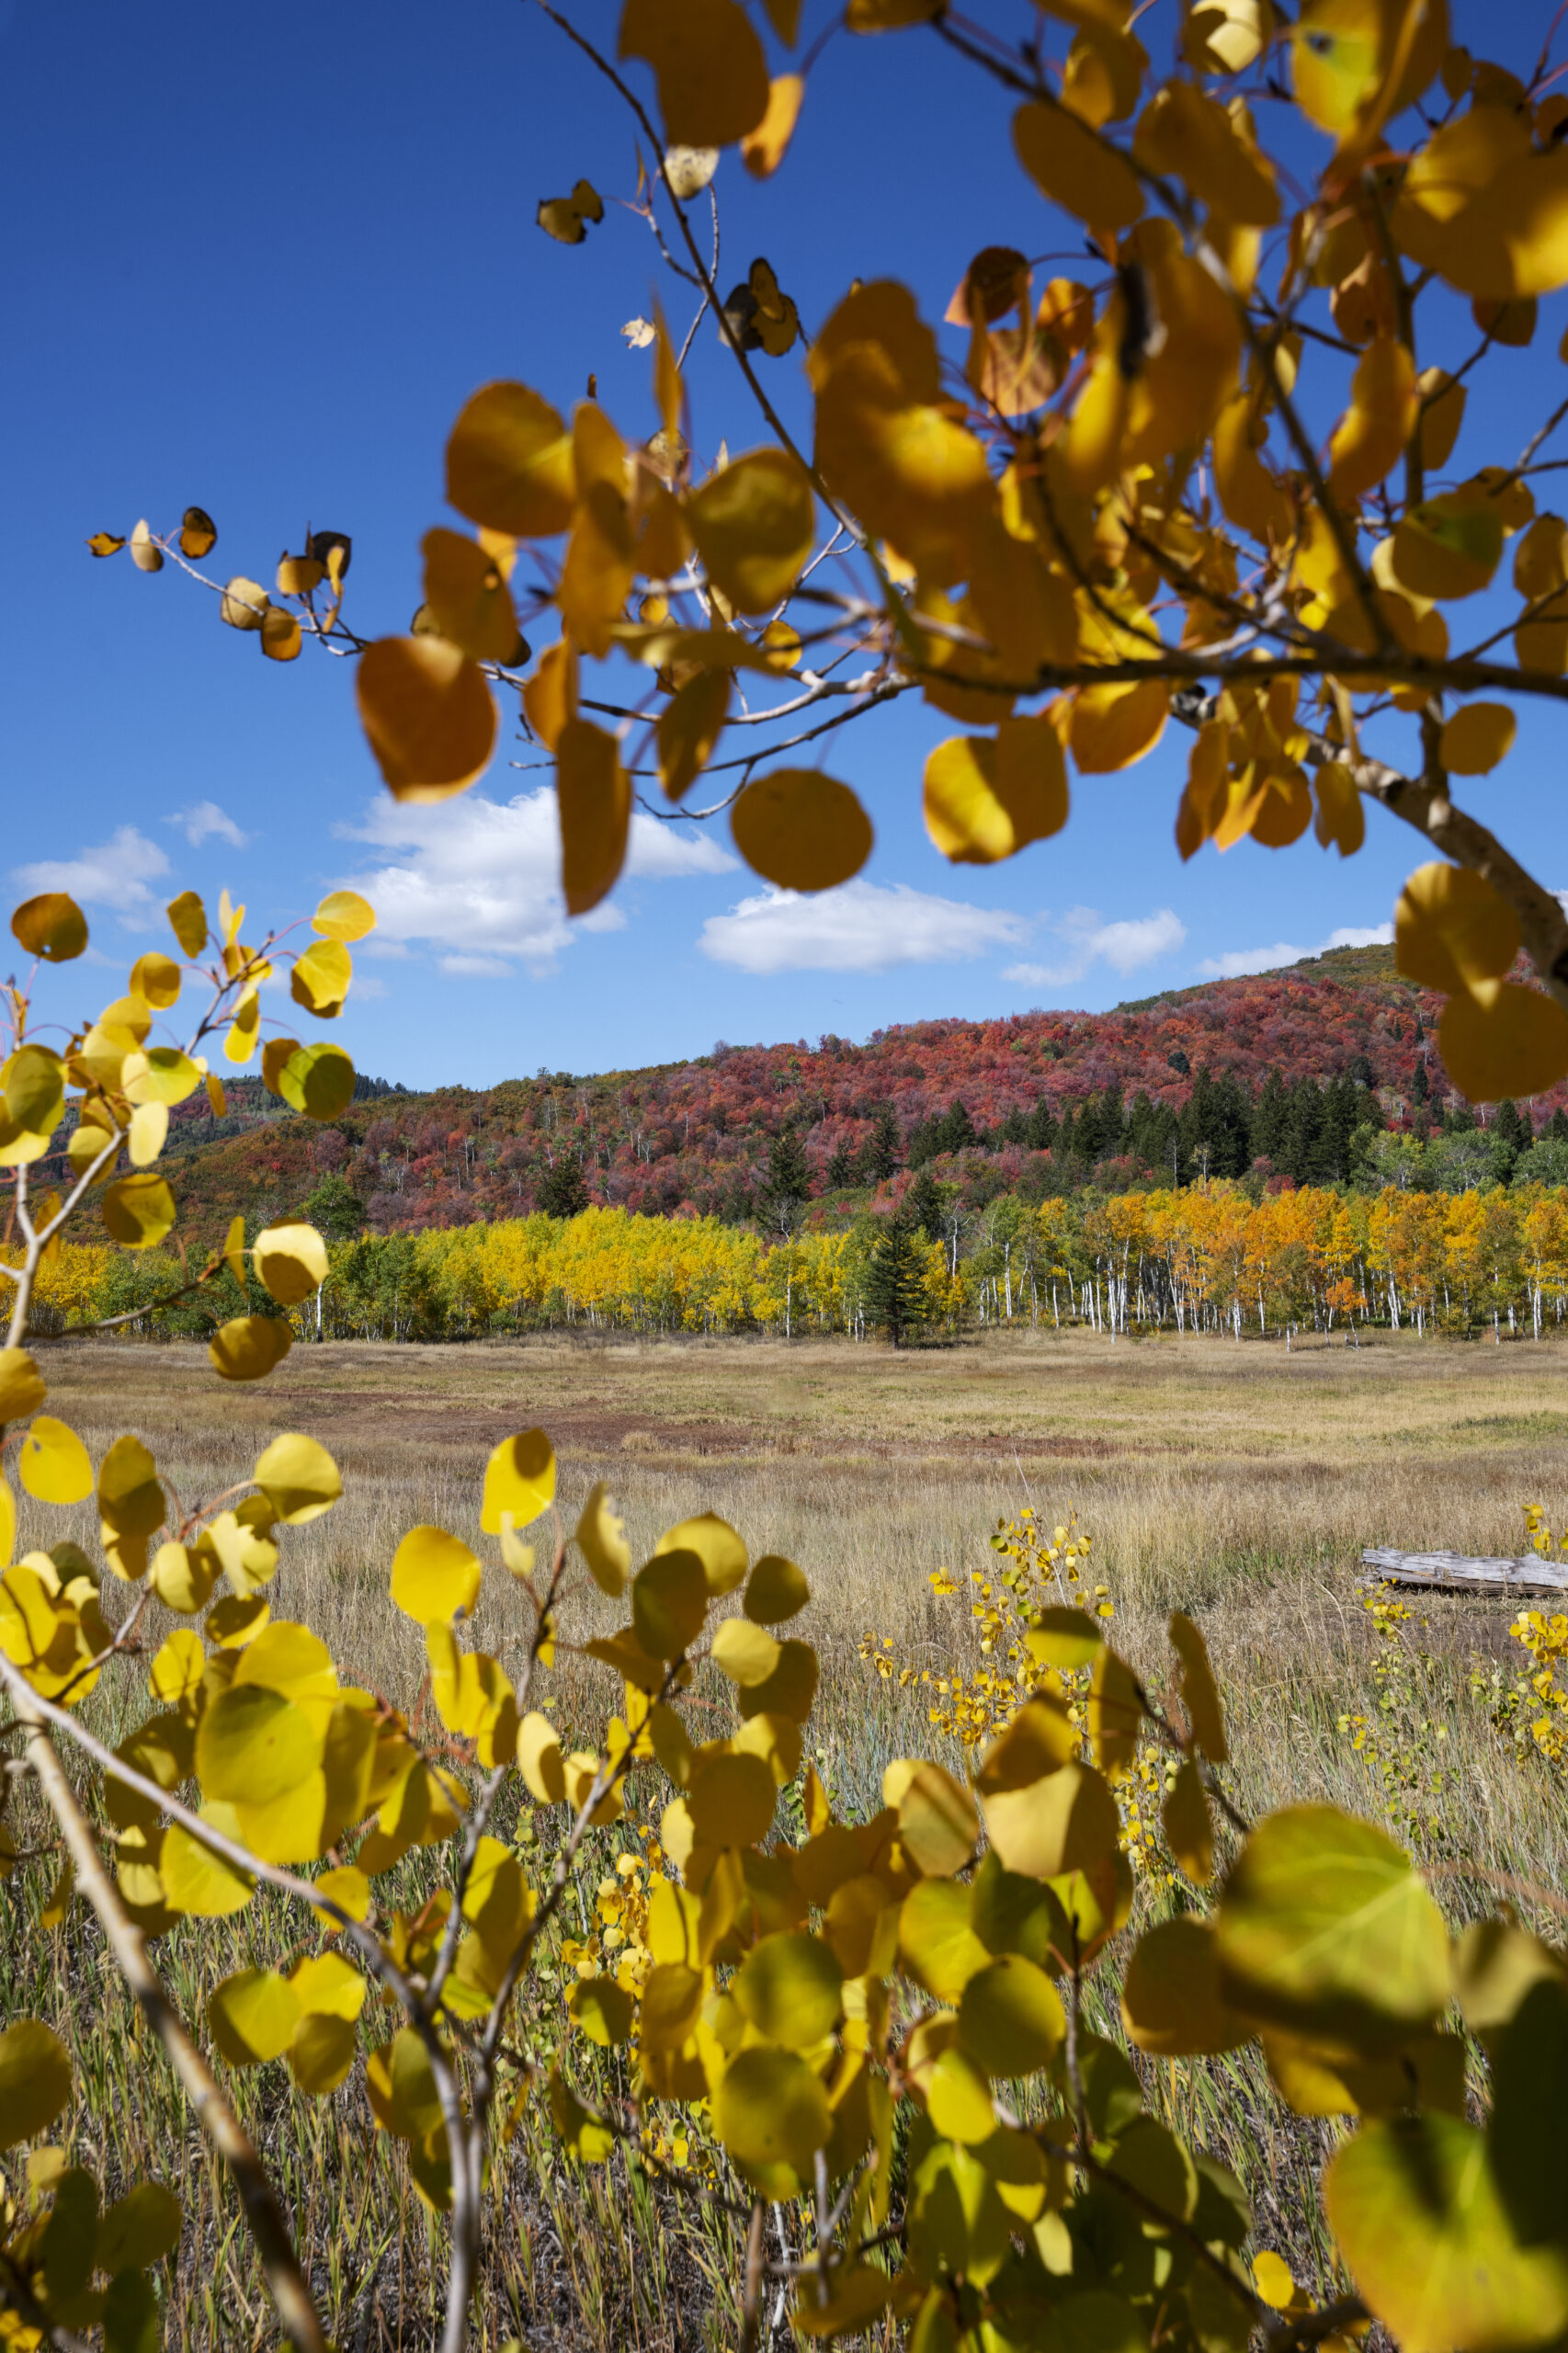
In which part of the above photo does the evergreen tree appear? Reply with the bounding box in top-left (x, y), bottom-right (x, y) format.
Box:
top-left (1025, 1098), bottom-right (1056, 1152)
top-left (1551, 1108), bottom-right (1568, 1142)
top-left (905, 1167), bottom-right (943, 1241)
top-left (936, 1097), bottom-right (977, 1154)
top-left (539, 1155), bottom-right (590, 1219)
top-left (824, 1138), bottom-right (857, 1188)
top-left (1412, 1058), bottom-right (1429, 1104)
top-left (1250, 1069), bottom-right (1289, 1164)
top-left (762, 1120), bottom-right (812, 1233)
top-left (863, 1218), bottom-right (932, 1347)
top-left (1492, 1097), bottom-right (1526, 1184)
top-left (301, 1171), bottom-right (365, 1241)
top-left (858, 1104), bottom-right (900, 1182)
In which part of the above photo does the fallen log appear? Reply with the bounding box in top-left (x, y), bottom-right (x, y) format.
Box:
top-left (1361, 1546), bottom-right (1568, 1598)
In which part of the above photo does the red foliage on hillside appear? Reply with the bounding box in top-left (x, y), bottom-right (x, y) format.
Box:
top-left (154, 946), bottom-right (1553, 1239)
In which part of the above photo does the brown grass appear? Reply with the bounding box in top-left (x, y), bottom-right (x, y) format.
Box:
top-left (6, 1325), bottom-right (1568, 2348)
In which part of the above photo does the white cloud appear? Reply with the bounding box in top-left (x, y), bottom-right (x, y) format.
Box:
top-left (337, 788), bottom-right (731, 976)
top-left (1004, 905), bottom-right (1187, 990)
top-left (167, 800), bottom-right (251, 849)
top-left (699, 881), bottom-right (1027, 975)
top-left (14, 825), bottom-right (171, 922)
top-left (1199, 922), bottom-right (1392, 981)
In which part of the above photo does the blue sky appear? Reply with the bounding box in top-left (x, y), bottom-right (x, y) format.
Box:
top-left (4, 0), bottom-right (1564, 1088)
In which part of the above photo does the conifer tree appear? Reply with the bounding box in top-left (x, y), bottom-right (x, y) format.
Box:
top-left (863, 1213), bottom-right (932, 1349)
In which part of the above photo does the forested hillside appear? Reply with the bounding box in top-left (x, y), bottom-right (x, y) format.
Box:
top-left (127, 946), bottom-right (1568, 1242)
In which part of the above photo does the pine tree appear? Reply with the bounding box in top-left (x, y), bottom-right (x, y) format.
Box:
top-left (301, 1172), bottom-right (365, 1241)
top-left (858, 1105), bottom-right (900, 1183)
top-left (762, 1120), bottom-right (812, 1233)
top-left (824, 1139), bottom-right (857, 1188)
top-left (905, 1167), bottom-right (943, 1241)
top-left (863, 1219), bottom-right (932, 1348)
top-left (539, 1156), bottom-right (590, 1219)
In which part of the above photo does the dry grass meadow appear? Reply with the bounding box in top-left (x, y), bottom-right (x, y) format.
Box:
top-left (6, 1324), bottom-right (1568, 2349)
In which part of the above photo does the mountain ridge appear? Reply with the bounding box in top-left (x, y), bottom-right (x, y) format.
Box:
top-left (150, 944), bottom-right (1557, 1239)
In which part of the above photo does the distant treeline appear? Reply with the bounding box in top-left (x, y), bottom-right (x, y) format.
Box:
top-left (31, 1179), bottom-right (1568, 1348)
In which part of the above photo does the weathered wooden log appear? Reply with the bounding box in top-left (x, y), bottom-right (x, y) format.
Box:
top-left (1360, 1546), bottom-right (1568, 1597)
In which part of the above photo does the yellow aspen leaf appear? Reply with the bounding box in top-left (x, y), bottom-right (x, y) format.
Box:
top-left (923, 719), bottom-right (1068, 865)
top-left (18, 1419), bottom-right (91, 1506)
top-left (664, 144), bottom-right (720, 199)
top-left (635, 475), bottom-right (689, 579)
top-left (809, 279), bottom-right (938, 404)
top-left (1060, 307), bottom-right (1133, 498)
top-left (1120, 249), bottom-right (1242, 466)
top-left (177, 505), bottom-right (217, 559)
top-left (209, 1316), bottom-right (293, 1381)
top-left (482, 1429), bottom-right (555, 1533)
top-left (619, 0), bottom-right (770, 146)
top-left (1070, 679), bottom-right (1168, 774)
top-left (12, 894), bottom-right (87, 964)
top-left (711, 1616), bottom-right (782, 1686)
top-left (1516, 586), bottom-right (1568, 676)
top-left (741, 74), bottom-right (804, 178)
top-left (654, 1508), bottom-right (744, 1592)
top-left (1396, 861), bottom-right (1518, 992)
top-left (1416, 368), bottom-right (1466, 472)
top-left (420, 529), bottom-right (528, 665)
top-left (557, 717), bottom-right (631, 916)
top-left (1123, 1915), bottom-right (1247, 2054)
top-left (101, 1173), bottom-right (175, 1250)
top-left (87, 530), bottom-right (125, 557)
top-left (129, 950), bottom-right (180, 1008)
top-left (559, 407), bottom-right (634, 657)
top-left (1439, 701), bottom-right (1515, 775)
top-left (958, 1954), bottom-right (1065, 2076)
top-left (652, 300), bottom-right (682, 448)
top-left (290, 938), bottom-right (351, 1018)
top-left (1391, 492), bottom-right (1502, 600)
top-left (1292, 0), bottom-right (1448, 139)
top-left (166, 890), bottom-right (206, 957)
top-left (1245, 763), bottom-right (1312, 849)
top-left (254, 1433), bottom-right (340, 1525)
top-left (1438, 980), bottom-right (1568, 1102)
top-left (129, 518), bottom-right (163, 574)
top-left (127, 1101), bottom-right (167, 1167)
top-left (1324, 2115), bottom-right (1568, 2353)
top-left (658, 670), bottom-right (730, 802)
top-left (273, 1041), bottom-right (356, 1120)
top-left (222, 988), bottom-right (260, 1066)
top-left (1185, 0), bottom-right (1273, 74)
top-left (0, 1350), bottom-right (45, 1423)
top-left (276, 551), bottom-right (324, 597)
top-left (761, 0), bottom-right (801, 36)
top-left (762, 619), bottom-right (801, 670)
top-left (1012, 100), bottom-right (1143, 231)
top-left (0, 2018), bottom-right (72, 2146)
top-left (687, 448), bottom-right (813, 614)
top-left (731, 769), bottom-right (873, 891)
top-left (219, 576), bottom-right (267, 631)
top-left (260, 607), bottom-right (301, 662)
top-left (1133, 83), bottom-right (1278, 226)
top-left (518, 1711), bottom-right (566, 1804)
top-left (522, 639), bottom-right (578, 753)
top-left (1163, 1760), bottom-right (1214, 1886)
top-left (1205, 383), bottom-right (1280, 536)
top-left (149, 1540), bottom-right (217, 1615)
top-left (161, 1825), bottom-right (255, 1919)
top-left (209, 1969), bottom-right (301, 2067)
top-left (574, 1481), bottom-right (631, 1597)
top-left (1313, 760), bottom-right (1365, 857)
top-left (966, 517), bottom-right (1076, 675)
top-left (391, 1526), bottom-right (481, 1624)
top-left (253, 1222), bottom-right (328, 1305)
top-left (1062, 26), bottom-right (1145, 126)
top-left (357, 635), bottom-right (497, 803)
top-left (312, 890), bottom-right (374, 943)
top-left (1326, 336), bottom-right (1416, 502)
top-left (446, 381), bottom-right (576, 539)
